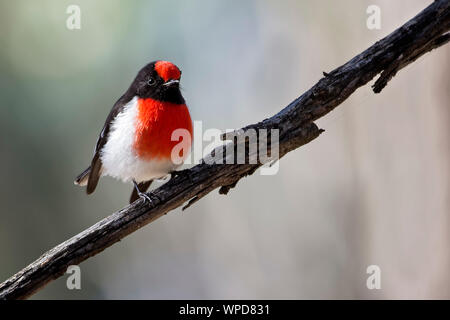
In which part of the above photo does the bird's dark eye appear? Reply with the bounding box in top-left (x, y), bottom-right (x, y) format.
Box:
top-left (147, 77), bottom-right (156, 86)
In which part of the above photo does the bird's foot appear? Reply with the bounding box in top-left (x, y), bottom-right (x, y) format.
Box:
top-left (133, 179), bottom-right (157, 204)
top-left (137, 191), bottom-right (152, 203)
top-left (139, 190), bottom-right (163, 204)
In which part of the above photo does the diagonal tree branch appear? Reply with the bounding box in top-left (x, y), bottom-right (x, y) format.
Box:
top-left (1, 0), bottom-right (449, 300)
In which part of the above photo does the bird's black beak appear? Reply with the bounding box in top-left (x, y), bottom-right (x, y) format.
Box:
top-left (163, 79), bottom-right (180, 88)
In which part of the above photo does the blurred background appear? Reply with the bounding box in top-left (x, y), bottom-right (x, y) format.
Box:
top-left (0, 0), bottom-right (448, 299)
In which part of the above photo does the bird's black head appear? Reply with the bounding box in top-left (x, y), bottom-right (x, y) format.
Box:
top-left (129, 61), bottom-right (185, 104)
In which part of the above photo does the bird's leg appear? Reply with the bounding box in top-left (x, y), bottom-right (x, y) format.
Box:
top-left (133, 179), bottom-right (152, 203)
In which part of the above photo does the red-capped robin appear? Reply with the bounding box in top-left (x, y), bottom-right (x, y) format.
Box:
top-left (75, 61), bottom-right (193, 203)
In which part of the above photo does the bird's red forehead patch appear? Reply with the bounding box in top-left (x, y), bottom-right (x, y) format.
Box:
top-left (154, 61), bottom-right (181, 81)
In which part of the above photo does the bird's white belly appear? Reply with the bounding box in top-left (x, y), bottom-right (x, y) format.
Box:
top-left (100, 97), bottom-right (178, 183)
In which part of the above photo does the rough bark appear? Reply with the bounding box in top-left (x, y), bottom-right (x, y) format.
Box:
top-left (1, 0), bottom-right (449, 300)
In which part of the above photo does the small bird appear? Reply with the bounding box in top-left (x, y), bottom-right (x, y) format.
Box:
top-left (74, 61), bottom-right (193, 203)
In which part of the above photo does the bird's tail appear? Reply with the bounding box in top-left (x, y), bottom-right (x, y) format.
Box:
top-left (74, 166), bottom-right (91, 186)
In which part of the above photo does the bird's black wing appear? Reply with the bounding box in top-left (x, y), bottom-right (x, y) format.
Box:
top-left (86, 93), bottom-right (133, 194)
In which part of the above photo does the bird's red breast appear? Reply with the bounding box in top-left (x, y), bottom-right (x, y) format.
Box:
top-left (133, 98), bottom-right (193, 160)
